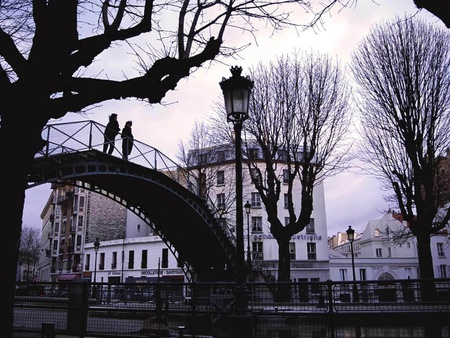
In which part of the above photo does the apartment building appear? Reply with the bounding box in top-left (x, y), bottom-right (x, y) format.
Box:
top-left (329, 211), bottom-right (450, 281)
top-left (38, 181), bottom-right (185, 283)
top-left (37, 147), bottom-right (449, 285)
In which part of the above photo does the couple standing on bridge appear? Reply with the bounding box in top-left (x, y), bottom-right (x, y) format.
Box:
top-left (103, 113), bottom-right (134, 160)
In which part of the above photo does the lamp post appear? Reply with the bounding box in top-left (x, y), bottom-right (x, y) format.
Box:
top-left (220, 66), bottom-right (254, 337)
top-left (245, 201), bottom-right (252, 266)
top-left (346, 226), bottom-right (359, 302)
top-left (93, 237), bottom-right (100, 298)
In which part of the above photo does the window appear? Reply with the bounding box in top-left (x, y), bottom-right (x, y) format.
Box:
top-left (141, 250), bottom-right (148, 269)
top-left (439, 265), bottom-right (448, 278)
top-left (251, 192), bottom-right (261, 207)
top-left (248, 148), bottom-right (259, 159)
top-left (162, 248), bottom-right (169, 268)
top-left (307, 243), bottom-right (316, 260)
top-left (85, 254), bottom-right (90, 270)
top-left (374, 228), bottom-right (380, 237)
top-left (387, 247), bottom-right (391, 257)
top-left (376, 248), bottom-right (382, 257)
top-left (216, 150), bottom-right (225, 162)
top-left (217, 193), bottom-right (226, 209)
top-left (284, 194), bottom-right (289, 209)
top-left (78, 196), bottom-right (85, 212)
top-left (360, 269), bottom-right (367, 281)
top-left (218, 218), bottom-right (227, 229)
top-left (250, 168), bottom-right (262, 184)
top-left (199, 173), bottom-right (207, 198)
top-left (285, 217), bottom-right (290, 226)
top-left (99, 253), bottom-right (105, 270)
top-left (405, 268), bottom-right (412, 279)
top-left (278, 149), bottom-right (288, 160)
top-left (76, 234), bottom-right (82, 251)
top-left (289, 242), bottom-right (296, 260)
top-left (306, 219), bottom-right (315, 234)
top-left (282, 169), bottom-right (289, 183)
top-left (252, 217), bottom-right (263, 232)
top-left (77, 215), bottom-right (83, 229)
top-left (339, 269), bottom-right (347, 281)
top-left (128, 250), bottom-right (134, 269)
top-left (112, 252), bottom-right (117, 269)
top-left (407, 242), bottom-right (411, 249)
top-left (137, 224), bottom-right (141, 231)
top-left (217, 171), bottom-right (225, 185)
top-left (252, 242), bottom-right (263, 261)
top-left (310, 278), bottom-right (321, 294)
top-left (437, 243), bottom-right (445, 257)
top-left (198, 153), bottom-right (207, 165)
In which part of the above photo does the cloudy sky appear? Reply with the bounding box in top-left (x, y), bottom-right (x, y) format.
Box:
top-left (22, 1), bottom-right (444, 237)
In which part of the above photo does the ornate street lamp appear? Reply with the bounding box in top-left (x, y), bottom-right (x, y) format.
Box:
top-left (93, 238), bottom-right (100, 298)
top-left (245, 201), bottom-right (252, 266)
top-left (346, 226), bottom-right (359, 302)
top-left (220, 66), bottom-right (253, 337)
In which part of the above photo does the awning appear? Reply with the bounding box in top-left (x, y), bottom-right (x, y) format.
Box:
top-left (58, 274), bottom-right (80, 281)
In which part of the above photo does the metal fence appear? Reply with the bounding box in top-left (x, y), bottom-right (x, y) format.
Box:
top-left (14, 279), bottom-right (450, 337)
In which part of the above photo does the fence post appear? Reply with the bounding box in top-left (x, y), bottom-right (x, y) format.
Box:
top-left (67, 279), bottom-right (89, 336)
top-left (326, 279), bottom-right (334, 314)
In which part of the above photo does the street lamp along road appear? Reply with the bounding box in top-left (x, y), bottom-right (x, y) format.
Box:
top-left (245, 200), bottom-right (252, 267)
top-left (346, 226), bottom-right (359, 302)
top-left (220, 66), bottom-right (254, 338)
top-left (93, 238), bottom-right (100, 298)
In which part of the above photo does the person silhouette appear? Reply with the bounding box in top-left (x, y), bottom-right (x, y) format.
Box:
top-left (121, 120), bottom-right (134, 160)
top-left (103, 113), bottom-right (120, 155)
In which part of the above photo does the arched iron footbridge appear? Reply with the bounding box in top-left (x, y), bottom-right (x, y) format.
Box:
top-left (27, 120), bottom-right (238, 282)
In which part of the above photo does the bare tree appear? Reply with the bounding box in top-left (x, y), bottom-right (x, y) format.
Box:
top-left (350, 16), bottom-right (450, 299)
top-left (177, 121), bottom-right (237, 218)
top-left (18, 226), bottom-right (40, 282)
top-left (206, 51), bottom-right (352, 290)
top-left (1, 1), bottom-right (353, 333)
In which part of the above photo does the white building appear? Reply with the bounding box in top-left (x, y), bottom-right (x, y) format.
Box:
top-left (329, 211), bottom-right (450, 281)
top-left (84, 211), bottom-right (185, 284)
top-left (185, 143), bottom-right (330, 283)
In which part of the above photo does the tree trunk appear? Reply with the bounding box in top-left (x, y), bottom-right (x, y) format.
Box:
top-left (416, 230), bottom-right (437, 300)
top-left (1, 111), bottom-right (47, 336)
top-left (276, 237), bottom-right (291, 301)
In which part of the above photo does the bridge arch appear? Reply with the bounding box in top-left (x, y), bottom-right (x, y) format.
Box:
top-left (29, 127), bottom-right (238, 281)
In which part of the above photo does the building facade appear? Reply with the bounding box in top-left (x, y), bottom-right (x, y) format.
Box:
top-left (36, 147), bottom-right (449, 285)
top-left (329, 211), bottom-right (450, 282)
top-left (185, 143), bottom-right (330, 283)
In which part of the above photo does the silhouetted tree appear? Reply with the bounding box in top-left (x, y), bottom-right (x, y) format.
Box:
top-left (412, 0), bottom-right (450, 28)
top-left (350, 16), bottom-right (450, 299)
top-left (209, 51), bottom-right (353, 289)
top-left (245, 51), bottom-right (353, 286)
top-left (0, 1), bottom-right (348, 334)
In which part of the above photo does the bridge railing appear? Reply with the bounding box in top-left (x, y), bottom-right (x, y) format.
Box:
top-left (38, 120), bottom-right (236, 242)
top-left (38, 120), bottom-right (187, 182)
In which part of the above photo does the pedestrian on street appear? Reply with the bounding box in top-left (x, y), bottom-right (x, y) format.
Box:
top-left (103, 113), bottom-right (120, 155)
top-left (121, 120), bottom-right (134, 160)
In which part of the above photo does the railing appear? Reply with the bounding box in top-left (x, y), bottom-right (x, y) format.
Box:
top-left (14, 279), bottom-right (450, 337)
top-left (36, 120), bottom-right (236, 242)
top-left (38, 120), bottom-right (192, 187)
